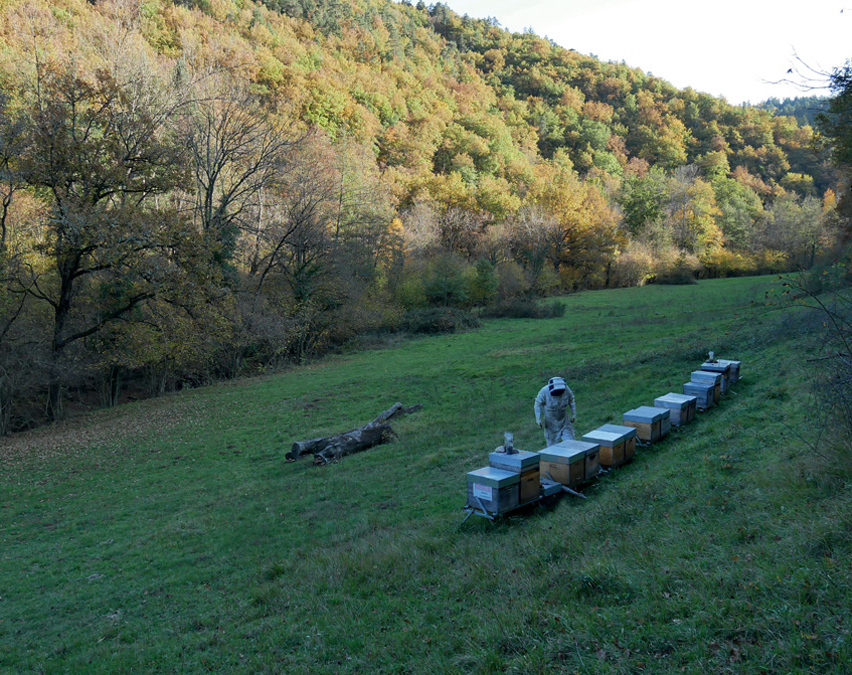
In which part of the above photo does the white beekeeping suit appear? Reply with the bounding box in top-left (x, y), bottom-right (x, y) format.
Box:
top-left (534, 376), bottom-right (576, 447)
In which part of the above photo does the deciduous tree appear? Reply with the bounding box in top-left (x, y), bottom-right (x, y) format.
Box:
top-left (665, 165), bottom-right (723, 260)
top-left (184, 73), bottom-right (297, 273)
top-left (8, 61), bottom-right (191, 419)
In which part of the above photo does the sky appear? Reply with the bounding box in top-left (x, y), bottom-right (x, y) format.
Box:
top-left (438, 0), bottom-right (850, 105)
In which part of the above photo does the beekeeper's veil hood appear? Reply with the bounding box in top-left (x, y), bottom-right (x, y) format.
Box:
top-left (548, 376), bottom-right (567, 396)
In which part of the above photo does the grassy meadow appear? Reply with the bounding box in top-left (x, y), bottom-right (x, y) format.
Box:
top-left (2, 275), bottom-right (851, 674)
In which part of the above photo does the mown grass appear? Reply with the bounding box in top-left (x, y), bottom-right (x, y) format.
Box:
top-left (2, 276), bottom-right (851, 674)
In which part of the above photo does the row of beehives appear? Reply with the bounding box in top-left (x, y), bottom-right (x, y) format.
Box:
top-left (465, 358), bottom-right (742, 518)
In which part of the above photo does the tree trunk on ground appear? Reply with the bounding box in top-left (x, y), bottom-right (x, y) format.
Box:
top-left (287, 402), bottom-right (422, 465)
top-left (310, 423), bottom-right (393, 465)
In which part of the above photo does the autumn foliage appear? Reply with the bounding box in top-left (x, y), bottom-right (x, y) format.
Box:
top-left (0, 0), bottom-right (846, 429)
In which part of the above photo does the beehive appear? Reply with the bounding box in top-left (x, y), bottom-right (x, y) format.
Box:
top-left (691, 370), bottom-right (722, 404)
top-left (489, 450), bottom-right (540, 504)
top-left (654, 393), bottom-right (697, 426)
top-left (622, 406), bottom-right (671, 443)
top-left (583, 424), bottom-right (637, 468)
top-left (584, 442), bottom-right (601, 481)
top-left (660, 409), bottom-right (671, 436)
top-left (684, 380), bottom-right (714, 410)
top-left (716, 359), bottom-right (741, 384)
top-left (466, 467), bottom-right (519, 514)
top-left (538, 440), bottom-right (598, 487)
top-left (700, 361), bottom-right (732, 393)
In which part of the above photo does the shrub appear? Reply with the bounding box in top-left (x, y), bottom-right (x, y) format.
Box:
top-left (541, 300), bottom-right (567, 318)
top-left (536, 266), bottom-right (561, 295)
top-left (423, 254), bottom-right (469, 307)
top-left (654, 268), bottom-right (697, 285)
top-left (702, 248), bottom-right (759, 278)
top-left (610, 241), bottom-right (656, 288)
top-left (395, 276), bottom-right (428, 309)
top-left (399, 308), bottom-right (480, 334)
top-left (495, 261), bottom-right (530, 300)
top-left (781, 269), bottom-right (852, 482)
top-left (797, 261), bottom-right (851, 295)
top-left (481, 298), bottom-right (566, 319)
top-left (652, 252), bottom-right (699, 285)
top-left (754, 249), bottom-right (790, 275)
top-left (466, 258), bottom-right (499, 306)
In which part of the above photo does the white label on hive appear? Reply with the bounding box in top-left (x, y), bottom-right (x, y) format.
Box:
top-left (473, 483), bottom-right (492, 501)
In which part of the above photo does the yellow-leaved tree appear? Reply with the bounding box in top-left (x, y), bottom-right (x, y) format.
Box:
top-left (666, 165), bottom-right (724, 263)
top-left (523, 160), bottom-right (623, 290)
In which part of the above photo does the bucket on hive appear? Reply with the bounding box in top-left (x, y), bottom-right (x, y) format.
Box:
top-left (489, 449), bottom-right (540, 504)
top-left (583, 424), bottom-right (637, 468)
top-left (466, 467), bottom-right (520, 515)
top-left (538, 440), bottom-right (598, 488)
top-left (654, 393), bottom-right (697, 426)
top-left (622, 406), bottom-right (670, 443)
top-left (690, 370), bottom-right (722, 404)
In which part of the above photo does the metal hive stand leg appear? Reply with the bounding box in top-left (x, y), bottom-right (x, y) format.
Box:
top-left (461, 494), bottom-right (496, 524)
top-left (476, 494), bottom-right (496, 521)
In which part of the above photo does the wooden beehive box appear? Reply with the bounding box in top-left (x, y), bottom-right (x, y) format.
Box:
top-left (660, 409), bottom-right (671, 436)
top-left (654, 393), bottom-right (697, 426)
top-left (489, 450), bottom-right (540, 504)
top-left (691, 370), bottom-right (722, 404)
top-left (538, 440), bottom-right (597, 487)
top-left (716, 359), bottom-right (741, 384)
top-left (622, 406), bottom-right (670, 443)
top-left (700, 361), bottom-right (732, 393)
top-left (584, 442), bottom-right (601, 481)
top-left (684, 380), bottom-right (714, 410)
top-left (466, 467), bottom-right (519, 515)
top-left (583, 424), bottom-right (637, 468)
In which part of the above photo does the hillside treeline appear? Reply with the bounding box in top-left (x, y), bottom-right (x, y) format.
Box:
top-left (0, 0), bottom-right (846, 430)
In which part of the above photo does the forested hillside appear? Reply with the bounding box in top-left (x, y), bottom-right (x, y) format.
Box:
top-left (758, 95), bottom-right (828, 127)
top-left (0, 0), bottom-right (846, 429)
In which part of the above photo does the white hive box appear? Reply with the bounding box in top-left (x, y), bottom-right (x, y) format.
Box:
top-left (700, 361), bottom-right (732, 393)
top-left (716, 359), bottom-right (741, 384)
top-left (489, 450), bottom-right (540, 504)
top-left (583, 424), bottom-right (637, 468)
top-left (466, 467), bottom-right (519, 515)
top-left (622, 406), bottom-right (671, 443)
top-left (684, 380), bottom-right (714, 410)
top-left (654, 393), bottom-right (697, 426)
top-left (691, 370), bottom-right (722, 404)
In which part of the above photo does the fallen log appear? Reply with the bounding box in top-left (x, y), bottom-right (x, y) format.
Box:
top-left (371, 402), bottom-right (422, 425)
top-left (287, 402), bottom-right (422, 465)
top-left (311, 423), bottom-right (394, 465)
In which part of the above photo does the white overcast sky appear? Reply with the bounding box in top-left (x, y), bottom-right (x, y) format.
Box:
top-left (439, 0), bottom-right (850, 104)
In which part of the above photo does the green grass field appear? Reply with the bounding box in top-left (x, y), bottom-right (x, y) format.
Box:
top-left (2, 276), bottom-right (851, 674)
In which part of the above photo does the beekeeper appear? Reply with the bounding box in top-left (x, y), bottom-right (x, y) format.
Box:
top-left (534, 376), bottom-right (576, 447)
